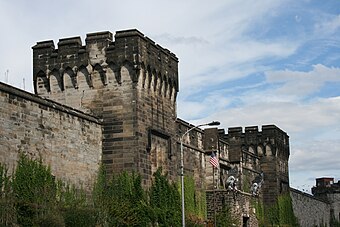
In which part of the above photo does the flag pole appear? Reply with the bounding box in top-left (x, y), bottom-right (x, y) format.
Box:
top-left (209, 150), bottom-right (220, 227)
top-left (213, 165), bottom-right (216, 227)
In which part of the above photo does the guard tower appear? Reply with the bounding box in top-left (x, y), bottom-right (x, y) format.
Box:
top-left (312, 177), bottom-right (340, 222)
top-left (225, 125), bottom-right (290, 206)
top-left (32, 29), bottom-right (179, 186)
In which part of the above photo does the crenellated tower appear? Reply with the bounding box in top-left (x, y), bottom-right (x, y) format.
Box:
top-left (32, 29), bottom-right (179, 185)
top-left (259, 125), bottom-right (290, 206)
top-left (224, 125), bottom-right (290, 206)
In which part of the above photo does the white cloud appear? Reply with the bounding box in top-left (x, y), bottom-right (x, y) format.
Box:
top-left (188, 64), bottom-right (340, 133)
top-left (0, 0), bottom-right (296, 93)
top-left (200, 96), bottom-right (340, 133)
top-left (264, 64), bottom-right (340, 100)
top-left (289, 137), bottom-right (340, 193)
top-left (290, 139), bottom-right (340, 172)
top-left (315, 14), bottom-right (340, 35)
top-left (191, 95), bottom-right (340, 193)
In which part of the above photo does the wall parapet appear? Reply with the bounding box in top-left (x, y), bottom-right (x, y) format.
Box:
top-left (290, 187), bottom-right (331, 227)
top-left (0, 82), bottom-right (101, 124)
top-left (32, 29), bottom-right (179, 95)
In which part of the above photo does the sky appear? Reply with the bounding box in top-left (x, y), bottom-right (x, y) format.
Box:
top-left (0, 0), bottom-right (339, 193)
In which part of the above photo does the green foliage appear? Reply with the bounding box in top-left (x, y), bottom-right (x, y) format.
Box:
top-left (108, 171), bottom-right (149, 226)
top-left (215, 204), bottom-right (239, 227)
top-left (253, 199), bottom-right (265, 227)
top-left (0, 164), bottom-right (9, 196)
top-left (267, 204), bottom-right (280, 226)
top-left (94, 166), bottom-right (149, 226)
top-left (0, 163), bottom-right (16, 226)
top-left (277, 193), bottom-right (299, 226)
top-left (0, 154), bottom-right (96, 226)
top-left (63, 207), bottom-right (97, 227)
top-left (183, 176), bottom-right (206, 225)
top-left (242, 173), bottom-right (251, 193)
top-left (12, 154), bottom-right (57, 226)
top-left (1, 158), bottom-right (212, 226)
top-left (57, 180), bottom-right (94, 227)
top-left (36, 212), bottom-right (65, 227)
top-left (58, 181), bottom-right (87, 208)
top-left (150, 168), bottom-right (181, 226)
top-left (330, 217), bottom-right (340, 227)
top-left (92, 164), bottom-right (108, 225)
top-left (255, 193), bottom-right (299, 227)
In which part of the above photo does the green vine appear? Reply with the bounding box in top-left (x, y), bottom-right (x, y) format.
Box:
top-left (183, 176), bottom-right (206, 225)
top-left (215, 204), bottom-right (239, 227)
top-left (0, 163), bottom-right (16, 225)
top-left (150, 168), bottom-right (181, 226)
top-left (242, 173), bottom-right (251, 193)
top-left (253, 193), bottom-right (299, 227)
top-left (277, 193), bottom-right (299, 226)
top-left (12, 154), bottom-right (57, 226)
top-left (1, 156), bottom-right (212, 226)
top-left (252, 198), bottom-right (265, 226)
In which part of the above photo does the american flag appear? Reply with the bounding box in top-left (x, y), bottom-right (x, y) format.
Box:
top-left (209, 152), bottom-right (219, 168)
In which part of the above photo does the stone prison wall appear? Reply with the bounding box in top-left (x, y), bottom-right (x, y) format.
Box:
top-left (290, 188), bottom-right (331, 227)
top-left (0, 82), bottom-right (102, 189)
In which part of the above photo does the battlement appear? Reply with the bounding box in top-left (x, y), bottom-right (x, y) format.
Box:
top-left (227, 125), bottom-right (287, 135)
top-left (312, 178), bottom-right (340, 207)
top-left (32, 29), bottom-right (179, 95)
top-left (225, 124), bottom-right (289, 162)
top-left (227, 125), bottom-right (289, 142)
top-left (86, 31), bottom-right (113, 42)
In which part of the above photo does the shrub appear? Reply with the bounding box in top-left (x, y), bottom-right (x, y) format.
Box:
top-left (150, 168), bottom-right (181, 226)
top-left (0, 163), bottom-right (16, 226)
top-left (94, 167), bottom-right (150, 226)
top-left (12, 154), bottom-right (57, 226)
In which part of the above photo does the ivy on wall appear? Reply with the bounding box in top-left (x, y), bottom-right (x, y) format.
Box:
top-left (242, 172), bottom-right (251, 193)
top-left (253, 194), bottom-right (299, 227)
top-left (183, 176), bottom-right (206, 225)
top-left (150, 168), bottom-right (181, 226)
top-left (0, 163), bottom-right (15, 225)
top-left (215, 204), bottom-right (239, 227)
top-left (13, 154), bottom-right (58, 226)
top-left (1, 156), bottom-right (210, 226)
top-left (1, 155), bottom-right (305, 227)
top-left (253, 198), bottom-right (265, 226)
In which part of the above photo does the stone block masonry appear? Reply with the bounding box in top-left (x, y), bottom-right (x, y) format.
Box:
top-left (0, 27), bottom-right (336, 226)
top-left (220, 125), bottom-right (290, 207)
top-left (290, 188), bottom-right (331, 227)
top-left (206, 190), bottom-right (258, 226)
top-left (32, 29), bottom-right (179, 186)
top-left (0, 82), bottom-right (102, 190)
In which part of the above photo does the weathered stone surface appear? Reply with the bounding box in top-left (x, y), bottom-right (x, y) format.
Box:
top-left (206, 190), bottom-right (258, 227)
top-left (32, 29), bottom-right (179, 186)
top-left (290, 188), bottom-right (330, 227)
top-left (1, 28), bottom-right (334, 226)
top-left (0, 82), bottom-right (102, 190)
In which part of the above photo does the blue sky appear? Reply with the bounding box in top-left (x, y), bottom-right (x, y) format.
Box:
top-left (0, 0), bottom-right (339, 193)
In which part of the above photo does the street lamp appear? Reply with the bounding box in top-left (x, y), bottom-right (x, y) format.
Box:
top-left (180, 121), bottom-right (220, 227)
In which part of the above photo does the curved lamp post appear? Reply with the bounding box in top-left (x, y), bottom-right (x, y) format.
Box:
top-left (180, 121), bottom-right (220, 227)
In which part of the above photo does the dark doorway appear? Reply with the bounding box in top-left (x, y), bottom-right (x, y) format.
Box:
top-left (242, 216), bottom-right (249, 227)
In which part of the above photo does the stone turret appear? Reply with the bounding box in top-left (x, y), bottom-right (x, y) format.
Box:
top-left (312, 177), bottom-right (340, 222)
top-left (32, 29), bottom-right (179, 186)
top-left (221, 125), bottom-right (290, 206)
top-left (260, 125), bottom-right (290, 205)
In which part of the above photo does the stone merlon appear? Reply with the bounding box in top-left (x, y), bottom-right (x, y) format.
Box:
top-left (32, 29), bottom-right (179, 93)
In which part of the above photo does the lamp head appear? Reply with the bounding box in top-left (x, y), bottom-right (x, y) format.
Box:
top-left (207, 121), bottom-right (220, 126)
